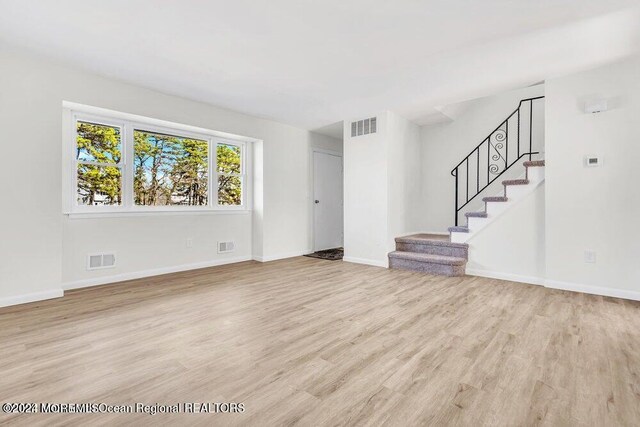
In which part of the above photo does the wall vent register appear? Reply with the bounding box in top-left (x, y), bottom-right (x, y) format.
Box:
top-left (87, 253), bottom-right (116, 270)
top-left (218, 241), bottom-right (235, 253)
top-left (350, 117), bottom-right (377, 137)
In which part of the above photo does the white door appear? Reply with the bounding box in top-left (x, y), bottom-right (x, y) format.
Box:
top-left (313, 151), bottom-right (343, 251)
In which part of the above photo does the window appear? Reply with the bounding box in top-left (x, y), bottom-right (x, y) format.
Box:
top-left (217, 143), bottom-right (243, 206)
top-left (66, 108), bottom-right (249, 214)
top-left (76, 121), bottom-right (123, 206)
top-left (133, 130), bottom-right (209, 206)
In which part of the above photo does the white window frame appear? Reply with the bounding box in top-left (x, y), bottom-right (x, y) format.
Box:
top-left (73, 114), bottom-right (127, 211)
top-left (63, 103), bottom-right (253, 217)
top-left (213, 137), bottom-right (247, 210)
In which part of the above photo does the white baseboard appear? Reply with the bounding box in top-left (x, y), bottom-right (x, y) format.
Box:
top-left (63, 255), bottom-right (253, 290)
top-left (466, 269), bottom-right (640, 301)
top-left (545, 279), bottom-right (640, 301)
top-left (253, 250), bottom-right (311, 262)
top-left (466, 268), bottom-right (545, 286)
top-left (0, 289), bottom-right (64, 308)
top-left (343, 256), bottom-right (388, 268)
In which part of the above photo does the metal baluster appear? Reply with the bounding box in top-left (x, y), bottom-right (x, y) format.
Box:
top-left (476, 147), bottom-right (479, 194)
top-left (505, 120), bottom-right (509, 169)
top-left (466, 158), bottom-right (469, 204)
top-left (529, 100), bottom-right (533, 160)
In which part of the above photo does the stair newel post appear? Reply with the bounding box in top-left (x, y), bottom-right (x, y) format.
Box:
top-left (454, 168), bottom-right (459, 226)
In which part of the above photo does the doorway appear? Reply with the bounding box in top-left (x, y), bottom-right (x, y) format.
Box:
top-left (313, 150), bottom-right (344, 252)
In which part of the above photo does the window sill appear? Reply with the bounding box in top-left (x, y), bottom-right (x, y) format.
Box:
top-left (65, 209), bottom-right (251, 220)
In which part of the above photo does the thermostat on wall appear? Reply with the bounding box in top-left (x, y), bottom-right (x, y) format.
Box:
top-left (584, 156), bottom-right (601, 167)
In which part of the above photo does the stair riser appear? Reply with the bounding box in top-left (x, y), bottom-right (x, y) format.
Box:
top-left (396, 242), bottom-right (468, 258)
top-left (504, 184), bottom-right (529, 199)
top-left (450, 232), bottom-right (470, 244)
top-left (526, 167), bottom-right (545, 181)
top-left (389, 257), bottom-right (466, 277)
top-left (467, 216), bottom-right (488, 230)
top-left (485, 200), bottom-right (510, 216)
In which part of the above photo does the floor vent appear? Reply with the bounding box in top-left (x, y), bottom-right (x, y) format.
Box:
top-left (87, 253), bottom-right (116, 270)
top-left (218, 241), bottom-right (235, 253)
top-left (351, 117), bottom-right (377, 137)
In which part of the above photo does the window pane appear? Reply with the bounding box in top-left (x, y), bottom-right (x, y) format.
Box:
top-left (217, 143), bottom-right (241, 174)
top-left (77, 164), bottom-right (122, 205)
top-left (76, 121), bottom-right (121, 164)
top-left (218, 175), bottom-right (242, 206)
top-left (133, 130), bottom-right (208, 206)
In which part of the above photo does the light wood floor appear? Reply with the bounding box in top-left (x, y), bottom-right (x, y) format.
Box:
top-left (1, 257), bottom-right (639, 426)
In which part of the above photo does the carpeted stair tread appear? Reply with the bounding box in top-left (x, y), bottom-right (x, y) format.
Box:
top-left (465, 211), bottom-right (487, 218)
top-left (502, 179), bottom-right (529, 186)
top-left (523, 160), bottom-right (545, 167)
top-left (388, 251), bottom-right (466, 266)
top-left (395, 234), bottom-right (468, 248)
top-left (483, 196), bottom-right (508, 202)
top-left (448, 226), bottom-right (469, 233)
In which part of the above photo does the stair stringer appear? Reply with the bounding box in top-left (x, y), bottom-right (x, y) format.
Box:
top-left (450, 167), bottom-right (545, 244)
top-left (463, 181), bottom-right (546, 284)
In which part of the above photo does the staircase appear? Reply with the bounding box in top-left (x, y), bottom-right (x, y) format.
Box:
top-left (449, 159), bottom-right (545, 244)
top-left (388, 97), bottom-right (545, 276)
top-left (388, 160), bottom-right (545, 276)
top-left (388, 234), bottom-right (468, 276)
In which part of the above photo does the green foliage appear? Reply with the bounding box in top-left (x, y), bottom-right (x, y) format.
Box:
top-left (77, 122), bottom-right (242, 207)
top-left (217, 144), bottom-right (242, 205)
top-left (133, 131), bottom-right (208, 206)
top-left (76, 122), bottom-right (122, 205)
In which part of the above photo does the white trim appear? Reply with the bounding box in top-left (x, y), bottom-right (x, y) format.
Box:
top-left (62, 101), bottom-right (262, 143)
top-left (343, 256), bottom-right (388, 268)
top-left (67, 209), bottom-right (251, 219)
top-left (311, 147), bottom-right (343, 157)
top-left (544, 279), bottom-right (640, 302)
top-left (63, 102), bottom-right (254, 216)
top-left (0, 289), bottom-right (64, 308)
top-left (63, 255), bottom-right (253, 290)
top-left (253, 250), bottom-right (311, 263)
top-left (466, 268), bottom-right (545, 286)
top-left (465, 269), bottom-right (640, 301)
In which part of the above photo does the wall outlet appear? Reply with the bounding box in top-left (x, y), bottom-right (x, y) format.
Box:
top-left (584, 250), bottom-right (596, 264)
top-left (186, 238), bottom-right (193, 248)
top-left (584, 155), bottom-right (601, 167)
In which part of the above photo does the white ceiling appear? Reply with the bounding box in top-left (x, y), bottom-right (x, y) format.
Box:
top-left (1, 1), bottom-right (639, 137)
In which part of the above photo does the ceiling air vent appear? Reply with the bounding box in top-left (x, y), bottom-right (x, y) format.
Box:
top-left (350, 117), bottom-right (377, 137)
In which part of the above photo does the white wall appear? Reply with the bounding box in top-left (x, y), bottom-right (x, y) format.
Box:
top-left (545, 55), bottom-right (640, 298)
top-left (387, 111), bottom-right (422, 247)
top-left (0, 47), bottom-right (341, 304)
top-left (343, 111), bottom-right (421, 267)
top-left (343, 113), bottom-right (389, 267)
top-left (465, 183), bottom-right (546, 283)
top-left (420, 85), bottom-right (545, 232)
